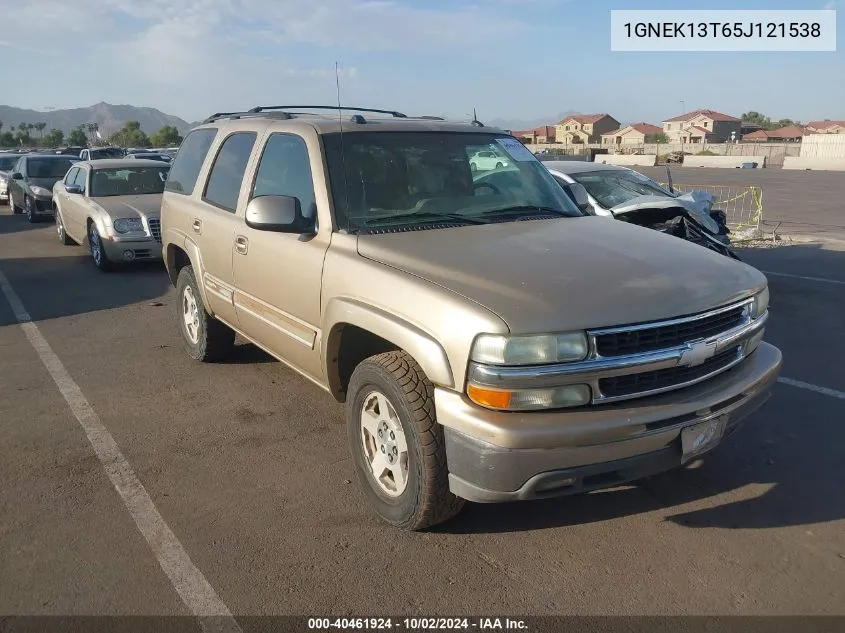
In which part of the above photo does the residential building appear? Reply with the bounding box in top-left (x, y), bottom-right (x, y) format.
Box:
top-left (601, 122), bottom-right (663, 146)
top-left (555, 114), bottom-right (620, 144)
top-left (662, 109), bottom-right (741, 143)
top-left (805, 119), bottom-right (845, 134)
top-left (512, 126), bottom-right (556, 144)
top-left (742, 126), bottom-right (806, 142)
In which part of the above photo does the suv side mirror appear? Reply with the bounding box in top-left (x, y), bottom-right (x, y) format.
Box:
top-left (66, 184), bottom-right (83, 194)
top-left (11, 172), bottom-right (23, 180)
top-left (245, 195), bottom-right (315, 234)
top-left (561, 182), bottom-right (590, 213)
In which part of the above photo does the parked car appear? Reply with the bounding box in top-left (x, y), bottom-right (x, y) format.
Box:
top-left (7, 154), bottom-right (78, 222)
top-left (55, 146), bottom-right (86, 156)
top-left (0, 152), bottom-right (20, 204)
top-left (159, 106), bottom-right (781, 531)
top-left (537, 161), bottom-right (739, 259)
top-left (52, 159), bottom-right (169, 271)
top-left (79, 147), bottom-right (126, 161)
top-left (125, 152), bottom-right (172, 163)
top-left (469, 148), bottom-right (510, 172)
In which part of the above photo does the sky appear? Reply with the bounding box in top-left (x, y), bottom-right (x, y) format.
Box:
top-left (0, 0), bottom-right (842, 126)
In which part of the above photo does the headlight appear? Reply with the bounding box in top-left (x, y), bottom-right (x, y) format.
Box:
top-left (0, 175), bottom-right (7, 184)
top-left (750, 286), bottom-right (769, 319)
top-left (470, 332), bottom-right (588, 365)
top-left (467, 384), bottom-right (591, 411)
top-left (29, 185), bottom-right (52, 197)
top-left (113, 218), bottom-right (145, 234)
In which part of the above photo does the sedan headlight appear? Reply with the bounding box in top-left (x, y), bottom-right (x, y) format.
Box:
top-left (29, 185), bottom-right (52, 197)
top-left (113, 218), bottom-right (145, 234)
top-left (470, 331), bottom-right (588, 365)
top-left (750, 286), bottom-right (769, 319)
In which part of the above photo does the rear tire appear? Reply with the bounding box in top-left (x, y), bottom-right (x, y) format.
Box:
top-left (176, 265), bottom-right (235, 362)
top-left (56, 209), bottom-right (74, 245)
top-left (346, 351), bottom-right (465, 531)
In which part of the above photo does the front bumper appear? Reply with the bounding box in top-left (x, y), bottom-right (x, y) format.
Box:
top-left (30, 196), bottom-right (55, 215)
top-left (439, 342), bottom-right (782, 503)
top-left (101, 235), bottom-right (163, 262)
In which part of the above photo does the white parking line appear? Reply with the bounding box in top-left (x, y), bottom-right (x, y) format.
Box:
top-left (762, 271), bottom-right (845, 286)
top-left (777, 377), bottom-right (845, 401)
top-left (0, 270), bottom-right (241, 633)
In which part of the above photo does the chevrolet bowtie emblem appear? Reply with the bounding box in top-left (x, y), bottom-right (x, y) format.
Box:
top-left (679, 340), bottom-right (718, 367)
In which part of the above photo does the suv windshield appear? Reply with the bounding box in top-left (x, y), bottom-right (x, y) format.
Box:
top-left (26, 158), bottom-right (75, 179)
top-left (323, 132), bottom-right (582, 232)
top-left (0, 156), bottom-right (18, 171)
top-left (90, 167), bottom-right (170, 197)
top-left (568, 169), bottom-right (674, 209)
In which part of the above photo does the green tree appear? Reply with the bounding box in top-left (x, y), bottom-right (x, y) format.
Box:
top-left (0, 131), bottom-right (14, 147)
top-left (109, 120), bottom-right (150, 148)
top-left (67, 126), bottom-right (88, 147)
top-left (645, 132), bottom-right (669, 144)
top-left (45, 129), bottom-right (65, 148)
top-left (742, 111), bottom-right (772, 129)
top-left (34, 122), bottom-right (47, 138)
top-left (149, 125), bottom-right (183, 147)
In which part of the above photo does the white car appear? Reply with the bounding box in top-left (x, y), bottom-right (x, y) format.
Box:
top-left (470, 149), bottom-right (510, 172)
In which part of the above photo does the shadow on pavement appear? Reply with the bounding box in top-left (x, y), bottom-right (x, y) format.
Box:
top-left (0, 255), bottom-right (172, 325)
top-left (0, 209), bottom-right (50, 234)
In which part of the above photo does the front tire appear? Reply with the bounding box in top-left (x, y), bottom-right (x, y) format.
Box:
top-left (25, 196), bottom-right (38, 223)
top-left (347, 351), bottom-right (464, 531)
top-left (88, 222), bottom-right (113, 271)
top-left (175, 266), bottom-right (235, 362)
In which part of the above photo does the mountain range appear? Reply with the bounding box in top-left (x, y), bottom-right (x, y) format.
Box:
top-left (0, 102), bottom-right (192, 136)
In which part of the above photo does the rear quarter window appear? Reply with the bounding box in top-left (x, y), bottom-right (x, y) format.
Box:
top-left (165, 128), bottom-right (217, 195)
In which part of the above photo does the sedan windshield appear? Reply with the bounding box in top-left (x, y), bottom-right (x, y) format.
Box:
top-left (569, 169), bottom-right (674, 209)
top-left (90, 167), bottom-right (169, 197)
top-left (0, 156), bottom-right (18, 171)
top-left (323, 132), bottom-right (581, 232)
top-left (26, 158), bottom-right (75, 179)
top-left (89, 148), bottom-right (126, 159)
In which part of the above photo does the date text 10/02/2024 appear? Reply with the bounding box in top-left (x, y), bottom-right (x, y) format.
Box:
top-left (307, 618), bottom-right (528, 630)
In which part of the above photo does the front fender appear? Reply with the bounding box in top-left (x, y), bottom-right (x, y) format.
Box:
top-left (164, 234), bottom-right (214, 313)
top-left (323, 297), bottom-right (455, 398)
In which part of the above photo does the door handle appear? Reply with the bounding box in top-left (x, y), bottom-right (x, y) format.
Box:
top-left (234, 235), bottom-right (249, 255)
top-left (192, 219), bottom-right (202, 234)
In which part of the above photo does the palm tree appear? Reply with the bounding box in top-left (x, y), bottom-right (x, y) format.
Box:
top-left (34, 122), bottom-right (47, 137)
top-left (0, 121), bottom-right (3, 133)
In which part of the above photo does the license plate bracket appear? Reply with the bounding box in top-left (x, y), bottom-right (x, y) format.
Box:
top-left (681, 415), bottom-right (728, 463)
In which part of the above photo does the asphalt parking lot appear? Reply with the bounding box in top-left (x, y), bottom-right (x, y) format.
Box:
top-left (1, 167), bottom-right (844, 624)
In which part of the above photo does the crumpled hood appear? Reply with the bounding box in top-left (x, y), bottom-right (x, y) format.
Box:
top-left (357, 217), bottom-right (765, 333)
top-left (611, 192), bottom-right (719, 233)
top-left (92, 194), bottom-right (163, 218)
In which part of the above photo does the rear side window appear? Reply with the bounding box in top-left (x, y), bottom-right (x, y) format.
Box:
top-left (165, 128), bottom-right (217, 195)
top-left (203, 132), bottom-right (257, 212)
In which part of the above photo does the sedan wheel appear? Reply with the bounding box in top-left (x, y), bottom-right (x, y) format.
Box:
top-left (88, 223), bottom-right (113, 272)
top-left (25, 197), bottom-right (37, 223)
top-left (56, 210), bottom-right (73, 245)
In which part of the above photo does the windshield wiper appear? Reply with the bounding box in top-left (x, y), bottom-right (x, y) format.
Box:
top-left (361, 211), bottom-right (490, 227)
top-left (477, 205), bottom-right (574, 218)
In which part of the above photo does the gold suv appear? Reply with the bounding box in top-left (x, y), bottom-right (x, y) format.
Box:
top-left (161, 106), bottom-right (782, 530)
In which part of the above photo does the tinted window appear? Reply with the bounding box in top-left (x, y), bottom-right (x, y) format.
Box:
top-left (252, 134), bottom-right (317, 219)
top-left (25, 158), bottom-right (75, 179)
top-left (0, 155), bottom-right (18, 170)
top-left (64, 167), bottom-right (79, 185)
top-left (165, 128), bottom-right (217, 195)
top-left (203, 132), bottom-right (256, 212)
top-left (90, 167), bottom-right (168, 196)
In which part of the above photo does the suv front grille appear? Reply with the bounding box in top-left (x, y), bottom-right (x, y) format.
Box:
top-left (598, 346), bottom-right (742, 399)
top-left (594, 305), bottom-right (746, 357)
top-left (148, 217), bottom-right (161, 242)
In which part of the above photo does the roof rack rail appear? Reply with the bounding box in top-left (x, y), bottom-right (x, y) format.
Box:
top-left (245, 105), bottom-right (407, 118)
top-left (418, 115), bottom-right (446, 120)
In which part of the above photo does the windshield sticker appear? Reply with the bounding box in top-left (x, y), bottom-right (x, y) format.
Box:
top-left (495, 137), bottom-right (538, 162)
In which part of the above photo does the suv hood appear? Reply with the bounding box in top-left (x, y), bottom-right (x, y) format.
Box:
top-left (357, 217), bottom-right (765, 333)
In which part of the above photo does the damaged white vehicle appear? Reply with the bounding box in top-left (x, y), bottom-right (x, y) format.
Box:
top-left (540, 161), bottom-right (739, 260)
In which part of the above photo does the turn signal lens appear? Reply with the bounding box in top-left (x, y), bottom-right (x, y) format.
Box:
top-left (467, 383), bottom-right (591, 411)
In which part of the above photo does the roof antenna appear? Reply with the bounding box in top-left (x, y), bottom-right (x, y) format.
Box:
top-left (336, 62), bottom-right (352, 233)
top-left (470, 107), bottom-right (484, 128)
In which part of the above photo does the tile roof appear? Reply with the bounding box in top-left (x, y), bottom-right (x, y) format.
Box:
top-left (806, 119), bottom-right (845, 130)
top-left (688, 126), bottom-right (712, 135)
top-left (600, 122), bottom-right (663, 137)
top-left (745, 126), bottom-right (806, 140)
top-left (664, 109), bottom-right (740, 123)
top-left (556, 113), bottom-right (616, 125)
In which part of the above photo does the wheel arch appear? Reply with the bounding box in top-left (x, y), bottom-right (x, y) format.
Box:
top-left (323, 298), bottom-right (455, 403)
